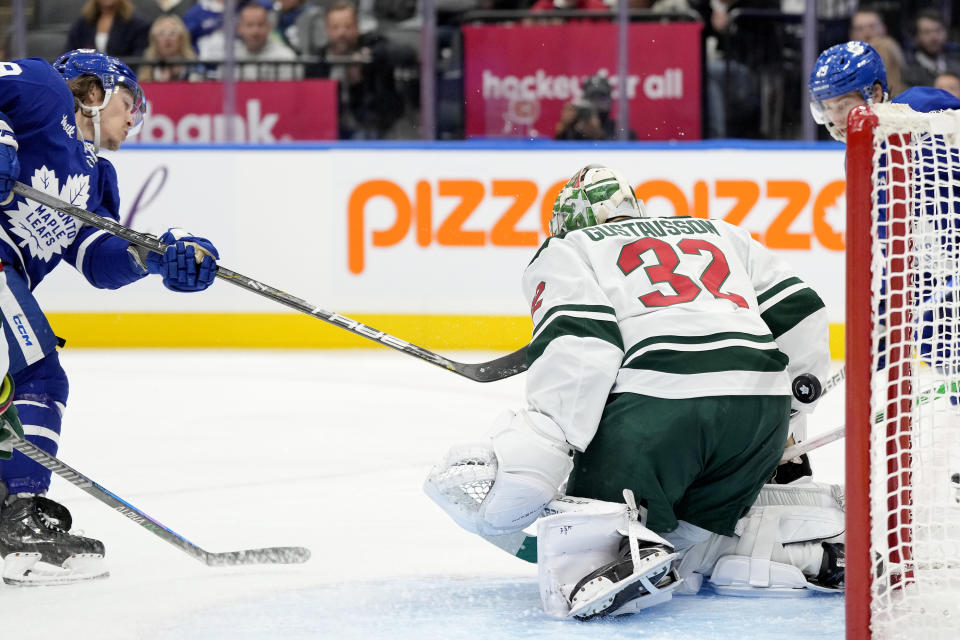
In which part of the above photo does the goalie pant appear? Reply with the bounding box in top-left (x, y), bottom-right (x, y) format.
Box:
top-left (536, 482), bottom-right (843, 618)
top-left (0, 58), bottom-right (151, 495)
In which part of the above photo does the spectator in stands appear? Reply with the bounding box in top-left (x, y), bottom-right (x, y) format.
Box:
top-left (903, 9), bottom-right (960, 89)
top-left (934, 71), bottom-right (960, 99)
top-left (697, 0), bottom-right (765, 138)
top-left (66, 0), bottom-right (151, 57)
top-left (300, 0), bottom-right (380, 56)
top-left (848, 5), bottom-right (885, 43)
top-left (527, 0), bottom-right (608, 24)
top-left (309, 1), bottom-right (403, 139)
top-left (629, 0), bottom-right (692, 12)
top-left (135, 0), bottom-right (198, 25)
top-left (234, 2), bottom-right (302, 80)
top-left (182, 0), bottom-right (226, 60)
top-left (849, 6), bottom-right (906, 96)
top-left (139, 14), bottom-right (203, 81)
top-left (555, 75), bottom-right (634, 141)
top-left (275, 0), bottom-right (321, 54)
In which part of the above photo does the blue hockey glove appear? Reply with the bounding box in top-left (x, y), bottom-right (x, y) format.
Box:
top-left (0, 374), bottom-right (24, 460)
top-left (145, 228), bottom-right (220, 292)
top-left (0, 119), bottom-right (20, 206)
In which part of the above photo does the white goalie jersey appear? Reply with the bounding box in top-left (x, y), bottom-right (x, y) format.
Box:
top-left (523, 216), bottom-right (830, 452)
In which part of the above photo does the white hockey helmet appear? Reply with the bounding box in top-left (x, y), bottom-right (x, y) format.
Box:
top-left (549, 164), bottom-right (646, 236)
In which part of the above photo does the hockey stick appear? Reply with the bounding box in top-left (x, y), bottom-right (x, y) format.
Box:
top-left (10, 437), bottom-right (310, 566)
top-left (12, 182), bottom-right (528, 383)
top-left (780, 377), bottom-right (960, 461)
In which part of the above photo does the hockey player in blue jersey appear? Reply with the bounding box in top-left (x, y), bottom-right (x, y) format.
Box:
top-left (810, 40), bottom-right (960, 366)
top-left (809, 40), bottom-right (960, 141)
top-left (0, 50), bottom-right (220, 585)
top-left (810, 42), bottom-right (960, 491)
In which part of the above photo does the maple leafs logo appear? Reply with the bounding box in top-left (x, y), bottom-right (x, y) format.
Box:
top-left (3, 166), bottom-right (86, 262)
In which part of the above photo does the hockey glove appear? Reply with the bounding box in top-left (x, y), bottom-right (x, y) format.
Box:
top-left (143, 228), bottom-right (220, 292)
top-left (424, 409), bottom-right (573, 536)
top-left (0, 119), bottom-right (20, 207)
top-left (0, 374), bottom-right (24, 460)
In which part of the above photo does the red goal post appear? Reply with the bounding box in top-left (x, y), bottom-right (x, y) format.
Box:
top-left (846, 103), bottom-right (960, 640)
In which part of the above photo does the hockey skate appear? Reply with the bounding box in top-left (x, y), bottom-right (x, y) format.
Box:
top-left (568, 537), bottom-right (681, 620)
top-left (808, 542), bottom-right (845, 591)
top-left (0, 494), bottom-right (108, 585)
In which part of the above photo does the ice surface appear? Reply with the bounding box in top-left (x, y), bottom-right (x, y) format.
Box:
top-left (0, 350), bottom-right (847, 639)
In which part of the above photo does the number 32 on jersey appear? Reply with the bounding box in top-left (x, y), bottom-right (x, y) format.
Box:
top-left (618, 237), bottom-right (748, 309)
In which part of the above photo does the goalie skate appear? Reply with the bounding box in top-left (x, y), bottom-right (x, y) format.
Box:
top-left (568, 543), bottom-right (681, 620)
top-left (0, 495), bottom-right (108, 585)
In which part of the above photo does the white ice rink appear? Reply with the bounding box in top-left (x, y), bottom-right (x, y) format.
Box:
top-left (0, 350), bottom-right (847, 639)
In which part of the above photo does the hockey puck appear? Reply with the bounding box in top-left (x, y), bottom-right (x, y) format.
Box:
top-left (792, 373), bottom-right (823, 404)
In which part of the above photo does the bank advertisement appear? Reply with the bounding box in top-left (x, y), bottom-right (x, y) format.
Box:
top-left (129, 81), bottom-right (339, 143)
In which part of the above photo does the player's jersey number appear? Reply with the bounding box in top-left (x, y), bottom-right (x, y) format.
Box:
top-left (617, 237), bottom-right (749, 309)
top-left (0, 62), bottom-right (23, 77)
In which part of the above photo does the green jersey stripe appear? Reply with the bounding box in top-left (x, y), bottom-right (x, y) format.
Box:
top-left (622, 331), bottom-right (776, 362)
top-left (528, 315), bottom-right (624, 366)
top-left (760, 288), bottom-right (826, 339)
top-left (757, 277), bottom-right (804, 305)
top-left (623, 345), bottom-right (789, 374)
top-left (533, 303), bottom-right (617, 336)
top-left (528, 236), bottom-right (556, 267)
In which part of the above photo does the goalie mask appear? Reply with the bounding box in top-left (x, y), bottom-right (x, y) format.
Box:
top-left (549, 165), bottom-right (646, 236)
top-left (808, 41), bottom-right (888, 142)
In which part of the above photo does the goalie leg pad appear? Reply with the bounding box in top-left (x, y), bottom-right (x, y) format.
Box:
top-left (707, 487), bottom-right (844, 596)
top-left (537, 491), bottom-right (679, 619)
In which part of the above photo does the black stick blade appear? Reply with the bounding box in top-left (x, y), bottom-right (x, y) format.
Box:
top-left (455, 346), bottom-right (529, 382)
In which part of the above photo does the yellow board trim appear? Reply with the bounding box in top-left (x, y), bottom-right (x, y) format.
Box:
top-left (828, 322), bottom-right (844, 361)
top-left (45, 313), bottom-right (534, 349)
top-left (45, 313), bottom-right (848, 357)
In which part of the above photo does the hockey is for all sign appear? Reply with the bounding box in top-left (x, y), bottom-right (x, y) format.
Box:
top-left (462, 22), bottom-right (702, 140)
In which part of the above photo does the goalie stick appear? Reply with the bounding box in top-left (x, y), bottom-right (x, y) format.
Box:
top-left (781, 377), bottom-right (960, 461)
top-left (12, 182), bottom-right (528, 383)
top-left (10, 437), bottom-right (310, 566)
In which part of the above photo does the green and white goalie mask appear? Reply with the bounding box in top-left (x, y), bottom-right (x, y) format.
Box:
top-left (549, 164), bottom-right (646, 236)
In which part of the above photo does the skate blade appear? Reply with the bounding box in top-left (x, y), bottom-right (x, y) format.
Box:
top-left (568, 550), bottom-right (677, 620)
top-left (2, 551), bottom-right (109, 586)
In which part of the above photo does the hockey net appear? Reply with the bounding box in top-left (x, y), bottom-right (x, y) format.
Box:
top-left (846, 103), bottom-right (960, 640)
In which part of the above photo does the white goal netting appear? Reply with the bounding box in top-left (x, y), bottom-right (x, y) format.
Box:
top-left (866, 103), bottom-right (960, 639)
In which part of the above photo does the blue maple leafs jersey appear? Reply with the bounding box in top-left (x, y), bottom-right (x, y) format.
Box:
top-left (875, 87), bottom-right (960, 368)
top-left (892, 86), bottom-right (960, 112)
top-left (0, 57), bottom-right (145, 290)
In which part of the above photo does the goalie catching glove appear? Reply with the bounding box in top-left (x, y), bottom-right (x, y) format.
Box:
top-left (129, 228), bottom-right (219, 292)
top-left (0, 374), bottom-right (24, 460)
top-left (424, 409), bottom-right (574, 536)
